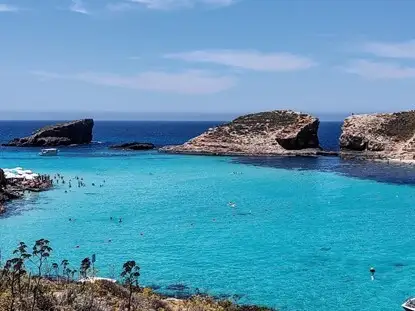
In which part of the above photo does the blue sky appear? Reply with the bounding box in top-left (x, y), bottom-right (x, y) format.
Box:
top-left (1, 0), bottom-right (415, 120)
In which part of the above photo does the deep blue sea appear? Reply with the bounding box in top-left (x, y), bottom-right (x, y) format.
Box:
top-left (1, 121), bottom-right (415, 311)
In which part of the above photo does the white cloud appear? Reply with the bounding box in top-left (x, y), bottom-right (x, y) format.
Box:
top-left (70, 0), bottom-right (89, 14)
top-left (31, 70), bottom-right (236, 94)
top-left (130, 0), bottom-right (235, 10)
top-left (0, 4), bottom-right (20, 12)
top-left (363, 40), bottom-right (415, 59)
top-left (164, 50), bottom-right (316, 72)
top-left (344, 59), bottom-right (415, 79)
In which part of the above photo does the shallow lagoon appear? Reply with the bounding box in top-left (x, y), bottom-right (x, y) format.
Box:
top-left (1, 149), bottom-right (415, 311)
top-left (1, 121), bottom-right (415, 310)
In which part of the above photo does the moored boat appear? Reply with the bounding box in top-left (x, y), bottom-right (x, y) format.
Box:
top-left (402, 298), bottom-right (415, 311)
top-left (78, 277), bottom-right (117, 284)
top-left (39, 148), bottom-right (58, 156)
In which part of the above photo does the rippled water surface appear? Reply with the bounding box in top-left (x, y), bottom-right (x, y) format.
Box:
top-left (1, 121), bottom-right (415, 311)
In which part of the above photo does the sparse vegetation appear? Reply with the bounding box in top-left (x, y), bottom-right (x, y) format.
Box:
top-left (0, 239), bottom-right (276, 311)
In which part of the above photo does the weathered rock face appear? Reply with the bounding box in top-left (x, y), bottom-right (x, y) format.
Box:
top-left (3, 119), bottom-right (94, 147)
top-left (340, 111), bottom-right (415, 161)
top-left (161, 110), bottom-right (320, 156)
top-left (0, 170), bottom-right (53, 215)
top-left (0, 168), bottom-right (7, 189)
top-left (109, 142), bottom-right (155, 151)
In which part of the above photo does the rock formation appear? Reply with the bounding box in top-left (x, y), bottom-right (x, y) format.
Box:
top-left (109, 142), bottom-right (155, 151)
top-left (0, 169), bottom-right (53, 215)
top-left (340, 111), bottom-right (415, 161)
top-left (0, 168), bottom-right (6, 189)
top-left (161, 110), bottom-right (321, 156)
top-left (3, 119), bottom-right (94, 147)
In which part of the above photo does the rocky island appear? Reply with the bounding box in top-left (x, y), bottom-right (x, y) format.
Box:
top-left (161, 110), bottom-right (322, 156)
top-left (2, 119), bottom-right (94, 147)
top-left (340, 110), bottom-right (415, 162)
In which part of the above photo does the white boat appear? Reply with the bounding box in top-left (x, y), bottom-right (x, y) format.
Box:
top-left (78, 277), bottom-right (117, 284)
top-left (402, 298), bottom-right (415, 311)
top-left (39, 148), bottom-right (58, 156)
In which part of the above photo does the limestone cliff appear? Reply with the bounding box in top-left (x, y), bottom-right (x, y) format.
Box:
top-left (340, 111), bottom-right (415, 161)
top-left (161, 110), bottom-right (321, 156)
top-left (3, 119), bottom-right (94, 147)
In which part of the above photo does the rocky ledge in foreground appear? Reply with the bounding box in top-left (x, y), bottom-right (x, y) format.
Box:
top-left (2, 119), bottom-right (94, 147)
top-left (0, 168), bottom-right (53, 215)
top-left (109, 142), bottom-right (155, 151)
top-left (161, 110), bottom-right (321, 156)
top-left (340, 110), bottom-right (415, 162)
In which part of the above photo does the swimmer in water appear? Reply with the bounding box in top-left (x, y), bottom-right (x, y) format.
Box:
top-left (370, 267), bottom-right (375, 280)
top-left (119, 218), bottom-right (122, 223)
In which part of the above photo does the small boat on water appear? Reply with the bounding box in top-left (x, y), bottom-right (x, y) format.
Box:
top-left (402, 298), bottom-right (415, 311)
top-left (39, 148), bottom-right (58, 156)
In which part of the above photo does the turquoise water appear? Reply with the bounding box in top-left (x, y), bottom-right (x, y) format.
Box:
top-left (1, 149), bottom-right (415, 310)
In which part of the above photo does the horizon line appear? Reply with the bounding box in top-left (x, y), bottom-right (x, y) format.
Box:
top-left (0, 110), bottom-right (365, 122)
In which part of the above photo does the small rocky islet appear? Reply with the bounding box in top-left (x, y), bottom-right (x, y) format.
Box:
top-left (160, 110), bottom-right (321, 156)
top-left (109, 142), bottom-right (156, 150)
top-left (2, 119), bottom-right (94, 147)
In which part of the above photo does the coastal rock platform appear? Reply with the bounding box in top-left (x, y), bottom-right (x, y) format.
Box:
top-left (160, 110), bottom-right (321, 156)
top-left (340, 111), bottom-right (415, 162)
top-left (3, 119), bottom-right (94, 147)
top-left (0, 168), bottom-right (53, 215)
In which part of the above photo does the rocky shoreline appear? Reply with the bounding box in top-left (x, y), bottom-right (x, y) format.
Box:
top-left (1, 110), bottom-right (415, 164)
top-left (0, 168), bottom-right (53, 215)
top-left (339, 111), bottom-right (415, 163)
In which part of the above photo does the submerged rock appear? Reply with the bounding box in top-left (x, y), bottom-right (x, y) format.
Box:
top-left (3, 119), bottom-right (94, 147)
top-left (340, 111), bottom-right (415, 161)
top-left (160, 110), bottom-right (321, 156)
top-left (109, 142), bottom-right (155, 150)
